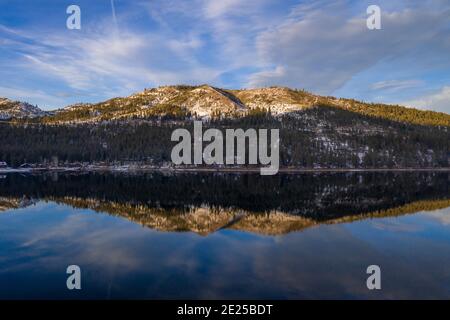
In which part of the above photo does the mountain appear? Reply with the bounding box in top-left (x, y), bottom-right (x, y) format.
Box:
top-left (0, 98), bottom-right (48, 120)
top-left (0, 85), bottom-right (448, 169)
top-left (4, 85), bottom-right (447, 127)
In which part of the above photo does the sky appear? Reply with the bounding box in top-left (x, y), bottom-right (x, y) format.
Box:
top-left (0, 0), bottom-right (449, 113)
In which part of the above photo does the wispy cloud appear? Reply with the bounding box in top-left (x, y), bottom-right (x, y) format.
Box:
top-left (1, 20), bottom-right (221, 106)
top-left (0, 0), bottom-right (449, 112)
top-left (110, 0), bottom-right (118, 30)
top-left (371, 80), bottom-right (423, 92)
top-left (403, 86), bottom-right (450, 113)
top-left (249, 1), bottom-right (450, 94)
top-left (0, 86), bottom-right (65, 106)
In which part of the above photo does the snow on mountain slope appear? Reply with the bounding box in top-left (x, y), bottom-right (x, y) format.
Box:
top-left (2, 85), bottom-right (449, 126)
top-left (0, 98), bottom-right (47, 120)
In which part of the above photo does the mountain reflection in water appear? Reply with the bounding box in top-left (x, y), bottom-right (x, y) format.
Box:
top-left (0, 172), bottom-right (449, 299)
top-left (0, 172), bottom-right (448, 235)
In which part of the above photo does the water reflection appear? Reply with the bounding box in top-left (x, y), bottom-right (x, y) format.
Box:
top-left (0, 172), bottom-right (449, 299)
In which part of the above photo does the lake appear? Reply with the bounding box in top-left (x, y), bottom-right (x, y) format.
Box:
top-left (0, 171), bottom-right (449, 299)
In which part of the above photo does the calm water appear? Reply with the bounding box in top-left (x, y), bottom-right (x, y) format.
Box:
top-left (0, 172), bottom-right (449, 299)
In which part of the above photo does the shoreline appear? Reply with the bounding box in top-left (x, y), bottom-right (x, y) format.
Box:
top-left (1, 166), bottom-right (449, 174)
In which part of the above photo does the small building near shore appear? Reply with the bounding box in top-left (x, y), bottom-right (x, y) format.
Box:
top-left (0, 161), bottom-right (8, 168)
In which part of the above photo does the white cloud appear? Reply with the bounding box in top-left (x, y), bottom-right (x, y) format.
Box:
top-left (1, 0), bottom-right (450, 113)
top-left (140, 0), bottom-right (278, 81)
top-left (2, 20), bottom-right (222, 104)
top-left (203, 0), bottom-right (271, 19)
top-left (0, 86), bottom-right (65, 106)
top-left (403, 86), bottom-right (450, 114)
top-left (371, 80), bottom-right (423, 92)
top-left (249, 2), bottom-right (450, 94)
top-left (426, 206), bottom-right (450, 225)
top-left (203, 0), bottom-right (243, 18)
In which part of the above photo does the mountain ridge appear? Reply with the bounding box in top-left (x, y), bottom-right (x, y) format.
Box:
top-left (1, 85), bottom-right (449, 127)
top-left (0, 98), bottom-right (49, 120)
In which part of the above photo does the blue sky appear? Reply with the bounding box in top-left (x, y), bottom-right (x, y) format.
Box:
top-left (0, 0), bottom-right (449, 113)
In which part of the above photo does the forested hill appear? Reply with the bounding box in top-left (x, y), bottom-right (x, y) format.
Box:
top-left (0, 85), bottom-right (448, 169)
top-left (2, 85), bottom-right (450, 127)
top-left (0, 105), bottom-right (448, 168)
